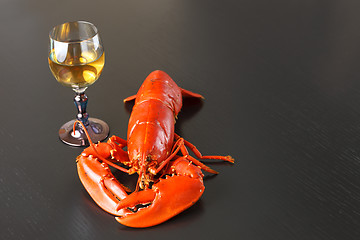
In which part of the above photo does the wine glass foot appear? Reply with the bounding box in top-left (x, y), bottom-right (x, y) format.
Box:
top-left (58, 117), bottom-right (109, 147)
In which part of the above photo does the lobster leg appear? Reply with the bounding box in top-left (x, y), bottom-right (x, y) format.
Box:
top-left (175, 133), bottom-right (235, 163)
top-left (114, 156), bottom-right (205, 228)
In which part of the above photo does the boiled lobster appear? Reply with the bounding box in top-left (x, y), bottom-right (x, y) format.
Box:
top-left (76, 70), bottom-right (234, 228)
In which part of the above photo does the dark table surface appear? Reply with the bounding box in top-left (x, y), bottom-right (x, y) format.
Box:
top-left (1, 0), bottom-right (360, 239)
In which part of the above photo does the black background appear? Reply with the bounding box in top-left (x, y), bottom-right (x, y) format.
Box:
top-left (1, 0), bottom-right (360, 239)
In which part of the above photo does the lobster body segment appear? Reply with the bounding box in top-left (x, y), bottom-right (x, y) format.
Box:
top-left (127, 99), bottom-right (175, 166)
top-left (127, 71), bottom-right (183, 166)
top-left (76, 70), bottom-right (234, 228)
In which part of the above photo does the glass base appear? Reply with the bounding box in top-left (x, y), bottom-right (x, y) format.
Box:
top-left (58, 117), bottom-right (109, 147)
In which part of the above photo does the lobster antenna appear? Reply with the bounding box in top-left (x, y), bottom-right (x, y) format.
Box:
top-left (73, 121), bottom-right (129, 173)
top-left (155, 138), bottom-right (184, 174)
top-left (73, 121), bottom-right (95, 146)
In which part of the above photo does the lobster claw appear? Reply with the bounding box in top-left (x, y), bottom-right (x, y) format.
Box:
top-left (115, 158), bottom-right (205, 228)
top-left (77, 155), bottom-right (132, 216)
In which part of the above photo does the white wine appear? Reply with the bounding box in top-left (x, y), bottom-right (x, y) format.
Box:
top-left (49, 49), bottom-right (105, 89)
top-left (48, 21), bottom-right (110, 146)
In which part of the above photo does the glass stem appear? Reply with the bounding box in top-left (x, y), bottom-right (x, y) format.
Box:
top-left (74, 92), bottom-right (89, 126)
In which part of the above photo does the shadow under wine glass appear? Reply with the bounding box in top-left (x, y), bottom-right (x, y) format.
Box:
top-left (48, 21), bottom-right (109, 146)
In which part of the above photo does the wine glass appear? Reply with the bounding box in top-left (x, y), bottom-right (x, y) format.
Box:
top-left (48, 21), bottom-right (109, 146)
